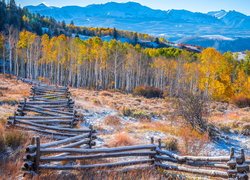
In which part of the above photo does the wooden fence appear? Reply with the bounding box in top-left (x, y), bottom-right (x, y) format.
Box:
top-left (7, 78), bottom-right (250, 179)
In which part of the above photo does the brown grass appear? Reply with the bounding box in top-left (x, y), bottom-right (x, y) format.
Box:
top-left (0, 74), bottom-right (30, 103)
top-left (0, 124), bottom-right (5, 152)
top-left (107, 132), bottom-right (137, 147)
top-left (231, 94), bottom-right (250, 108)
top-left (38, 167), bottom-right (165, 180)
top-left (162, 137), bottom-right (179, 151)
top-left (100, 91), bottom-right (113, 97)
top-left (129, 121), bottom-right (177, 136)
top-left (104, 115), bottom-right (122, 126)
top-left (5, 129), bottom-right (26, 149)
top-left (177, 126), bottom-right (209, 155)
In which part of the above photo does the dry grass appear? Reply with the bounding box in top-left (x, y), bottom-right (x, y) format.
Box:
top-left (0, 124), bottom-right (5, 152)
top-left (5, 129), bottom-right (26, 149)
top-left (128, 121), bottom-right (177, 136)
top-left (38, 166), bottom-right (165, 180)
top-left (104, 115), bottom-right (122, 126)
top-left (70, 88), bottom-right (174, 119)
top-left (0, 74), bottom-right (30, 103)
top-left (100, 91), bottom-right (113, 97)
top-left (0, 74), bottom-right (31, 179)
top-left (231, 94), bottom-right (250, 108)
top-left (177, 126), bottom-right (209, 155)
top-left (162, 137), bottom-right (179, 151)
top-left (107, 132), bottom-right (137, 147)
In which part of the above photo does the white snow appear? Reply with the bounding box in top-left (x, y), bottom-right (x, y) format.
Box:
top-left (201, 35), bottom-right (235, 41)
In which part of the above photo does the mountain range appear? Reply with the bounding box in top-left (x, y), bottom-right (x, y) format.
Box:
top-left (25, 2), bottom-right (250, 52)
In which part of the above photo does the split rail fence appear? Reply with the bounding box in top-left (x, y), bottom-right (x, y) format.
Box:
top-left (7, 78), bottom-right (250, 179)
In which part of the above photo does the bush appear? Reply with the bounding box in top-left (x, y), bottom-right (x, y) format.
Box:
top-left (177, 127), bottom-right (209, 155)
top-left (104, 115), bottom-right (122, 126)
top-left (107, 132), bottom-right (136, 147)
top-left (232, 95), bottom-right (250, 108)
top-left (133, 86), bottom-right (163, 98)
top-left (163, 137), bottom-right (178, 151)
top-left (5, 129), bottom-right (26, 149)
top-left (121, 107), bottom-right (133, 116)
top-left (132, 110), bottom-right (150, 119)
top-left (100, 91), bottom-right (113, 97)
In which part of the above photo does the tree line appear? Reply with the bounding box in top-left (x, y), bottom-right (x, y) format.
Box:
top-left (0, 0), bottom-right (162, 46)
top-left (1, 30), bottom-right (250, 102)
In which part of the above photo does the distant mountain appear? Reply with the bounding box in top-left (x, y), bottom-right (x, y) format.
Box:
top-left (207, 10), bottom-right (227, 19)
top-left (176, 35), bottom-right (250, 53)
top-left (25, 2), bottom-right (250, 52)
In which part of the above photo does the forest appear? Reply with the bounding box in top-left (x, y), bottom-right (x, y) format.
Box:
top-left (0, 0), bottom-right (250, 102)
top-left (0, 0), bottom-right (161, 44)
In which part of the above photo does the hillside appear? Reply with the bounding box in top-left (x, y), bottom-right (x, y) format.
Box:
top-left (0, 75), bottom-right (249, 178)
top-left (25, 2), bottom-right (250, 52)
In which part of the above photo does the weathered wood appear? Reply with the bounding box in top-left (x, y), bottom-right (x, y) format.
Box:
top-left (19, 107), bottom-right (72, 117)
top-left (19, 103), bottom-right (74, 109)
top-left (40, 144), bottom-right (157, 154)
top-left (156, 148), bottom-right (230, 162)
top-left (27, 120), bottom-right (76, 125)
top-left (39, 159), bottom-right (154, 170)
top-left (26, 133), bottom-right (92, 153)
top-left (15, 124), bottom-right (77, 137)
top-left (22, 105), bottom-right (74, 116)
top-left (155, 155), bottom-right (178, 163)
top-left (19, 101), bottom-right (74, 105)
top-left (15, 120), bottom-right (91, 133)
top-left (35, 137), bottom-right (40, 172)
top-left (40, 151), bottom-right (156, 162)
top-left (155, 162), bottom-right (228, 178)
top-left (9, 116), bottom-right (74, 120)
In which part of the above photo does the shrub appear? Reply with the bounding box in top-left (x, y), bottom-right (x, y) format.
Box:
top-left (5, 129), bottom-right (26, 149)
top-left (121, 107), bottom-right (133, 116)
top-left (163, 137), bottom-right (178, 151)
top-left (133, 86), bottom-right (163, 98)
top-left (132, 110), bottom-right (150, 119)
top-left (92, 99), bottom-right (101, 105)
top-left (100, 91), bottom-right (113, 97)
top-left (232, 95), bottom-right (250, 108)
top-left (104, 115), bottom-right (122, 126)
top-left (107, 132), bottom-right (136, 147)
top-left (177, 127), bottom-right (209, 155)
top-left (241, 123), bottom-right (250, 136)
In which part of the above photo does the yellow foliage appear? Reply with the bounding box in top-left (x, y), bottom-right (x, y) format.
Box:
top-left (199, 48), bottom-right (233, 101)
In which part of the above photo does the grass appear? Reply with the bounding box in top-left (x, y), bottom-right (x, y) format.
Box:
top-left (0, 124), bottom-right (5, 152)
top-left (177, 126), bottom-right (209, 155)
top-left (104, 115), bottom-right (122, 126)
top-left (39, 167), bottom-right (165, 180)
top-left (107, 132), bottom-right (137, 147)
top-left (0, 124), bottom-right (27, 151)
top-left (162, 137), bottom-right (179, 151)
top-left (232, 94), bottom-right (250, 108)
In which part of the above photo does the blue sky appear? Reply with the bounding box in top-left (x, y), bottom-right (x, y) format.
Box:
top-left (16, 0), bottom-right (250, 15)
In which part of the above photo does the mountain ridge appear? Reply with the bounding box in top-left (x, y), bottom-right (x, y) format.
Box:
top-left (25, 2), bottom-right (250, 52)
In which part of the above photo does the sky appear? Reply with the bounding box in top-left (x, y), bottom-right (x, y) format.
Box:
top-left (15, 0), bottom-right (250, 15)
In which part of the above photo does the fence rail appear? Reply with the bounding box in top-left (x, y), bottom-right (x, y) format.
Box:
top-left (7, 78), bottom-right (250, 179)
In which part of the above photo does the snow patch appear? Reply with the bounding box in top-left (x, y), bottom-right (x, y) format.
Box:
top-left (201, 35), bottom-right (235, 41)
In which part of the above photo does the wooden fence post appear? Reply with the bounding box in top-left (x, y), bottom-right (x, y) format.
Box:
top-left (13, 114), bottom-right (16, 125)
top-left (150, 137), bottom-right (155, 164)
top-left (158, 139), bottom-right (162, 150)
top-left (89, 125), bottom-right (93, 149)
top-left (35, 136), bottom-right (40, 173)
top-left (236, 149), bottom-right (249, 180)
top-left (227, 147), bottom-right (236, 179)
